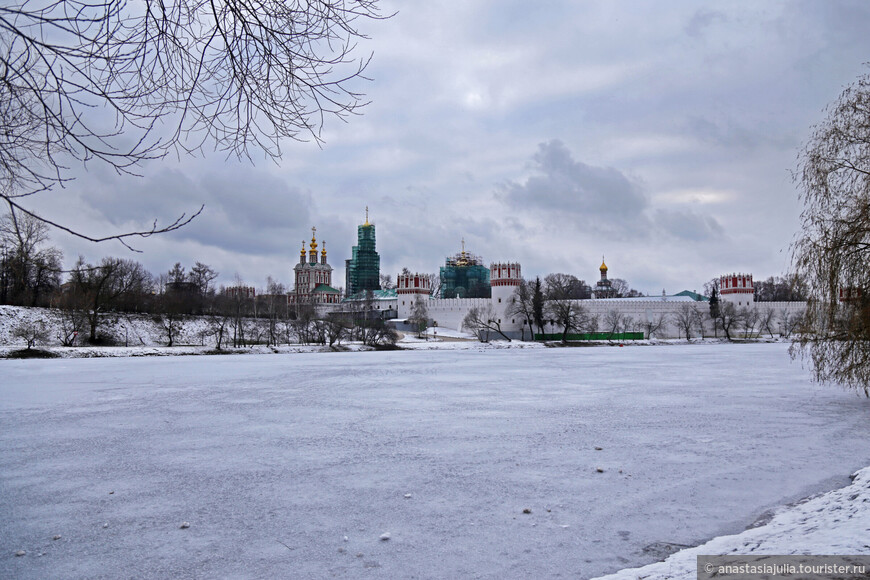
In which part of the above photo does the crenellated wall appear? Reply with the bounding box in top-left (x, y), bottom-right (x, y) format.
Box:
top-left (426, 297), bottom-right (493, 332)
top-left (387, 262), bottom-right (808, 340)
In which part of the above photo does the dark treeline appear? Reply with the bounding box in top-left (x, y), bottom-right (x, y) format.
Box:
top-left (753, 275), bottom-right (807, 302)
top-left (2, 212), bottom-right (400, 348)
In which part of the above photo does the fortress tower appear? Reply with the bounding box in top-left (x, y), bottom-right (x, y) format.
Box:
top-left (397, 272), bottom-right (431, 318)
top-left (490, 262), bottom-right (522, 305)
top-left (719, 273), bottom-right (754, 306)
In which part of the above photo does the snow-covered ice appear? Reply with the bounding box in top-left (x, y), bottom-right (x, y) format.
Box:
top-left (1, 343), bottom-right (868, 579)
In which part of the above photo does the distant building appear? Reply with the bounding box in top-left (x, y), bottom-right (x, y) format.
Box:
top-left (439, 240), bottom-right (491, 298)
top-left (345, 208), bottom-right (381, 297)
top-left (224, 285), bottom-right (256, 299)
top-left (166, 281), bottom-right (199, 295)
top-left (594, 257), bottom-right (616, 298)
top-left (839, 287), bottom-right (863, 303)
top-left (292, 227), bottom-right (340, 305)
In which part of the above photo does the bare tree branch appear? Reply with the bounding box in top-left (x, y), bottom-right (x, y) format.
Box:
top-left (1, 0), bottom-right (384, 242)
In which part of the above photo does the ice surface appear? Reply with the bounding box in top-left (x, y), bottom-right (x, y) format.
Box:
top-left (1, 343), bottom-right (868, 579)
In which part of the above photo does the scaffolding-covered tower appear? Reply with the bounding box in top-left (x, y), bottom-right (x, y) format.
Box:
top-left (345, 208), bottom-right (381, 296)
top-left (440, 240), bottom-right (491, 298)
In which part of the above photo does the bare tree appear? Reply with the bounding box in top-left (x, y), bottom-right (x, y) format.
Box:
top-left (262, 277), bottom-right (287, 346)
top-left (754, 275), bottom-right (807, 302)
top-left (12, 320), bottom-right (50, 350)
top-left (715, 302), bottom-right (744, 341)
top-left (54, 307), bottom-right (87, 347)
top-left (0, 212), bottom-right (62, 305)
top-left (759, 308), bottom-right (777, 338)
top-left (204, 293), bottom-right (233, 350)
top-left (642, 312), bottom-right (666, 339)
top-left (426, 273), bottom-right (442, 298)
top-left (670, 303), bottom-right (699, 340)
top-left (462, 304), bottom-right (512, 342)
top-left (1, 1), bottom-right (383, 244)
top-left (67, 256), bottom-right (152, 343)
top-left (544, 273), bottom-right (590, 300)
top-left (358, 318), bottom-right (397, 347)
top-left (778, 309), bottom-right (803, 340)
top-left (793, 70), bottom-right (870, 393)
top-left (545, 300), bottom-right (590, 344)
top-left (607, 278), bottom-right (643, 298)
top-left (739, 307), bottom-right (760, 339)
top-left (154, 291), bottom-right (187, 347)
top-left (692, 307), bottom-right (708, 339)
top-left (292, 302), bottom-right (317, 344)
top-left (506, 280), bottom-right (535, 340)
top-left (408, 295), bottom-right (429, 338)
top-left (323, 313), bottom-right (349, 347)
top-left (603, 309), bottom-right (625, 338)
top-left (190, 262), bottom-right (219, 296)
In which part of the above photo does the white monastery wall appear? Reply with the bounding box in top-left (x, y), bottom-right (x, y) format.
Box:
top-left (388, 264), bottom-right (807, 340)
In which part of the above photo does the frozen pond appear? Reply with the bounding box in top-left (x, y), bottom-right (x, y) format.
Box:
top-left (1, 343), bottom-right (868, 579)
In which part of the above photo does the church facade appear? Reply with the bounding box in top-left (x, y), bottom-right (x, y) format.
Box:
top-left (291, 227), bottom-right (340, 305)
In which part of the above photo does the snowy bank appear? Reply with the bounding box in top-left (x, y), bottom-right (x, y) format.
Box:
top-left (595, 466), bottom-right (870, 580)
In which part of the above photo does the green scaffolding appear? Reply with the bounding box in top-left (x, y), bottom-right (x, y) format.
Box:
top-left (440, 248), bottom-right (491, 298)
top-left (346, 223), bottom-right (380, 296)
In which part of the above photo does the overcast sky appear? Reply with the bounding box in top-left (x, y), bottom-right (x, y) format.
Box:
top-left (30, 0), bottom-right (870, 295)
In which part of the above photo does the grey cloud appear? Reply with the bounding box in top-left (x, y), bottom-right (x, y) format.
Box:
top-left (685, 9), bottom-right (727, 38)
top-left (685, 116), bottom-right (796, 152)
top-left (498, 140), bottom-right (650, 236)
top-left (654, 209), bottom-right (724, 241)
top-left (80, 164), bottom-right (312, 256)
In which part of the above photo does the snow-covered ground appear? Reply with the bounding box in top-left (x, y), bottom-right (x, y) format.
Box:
top-left (1, 343), bottom-right (868, 579)
top-left (0, 305), bottom-right (218, 349)
top-left (596, 465), bottom-right (870, 579)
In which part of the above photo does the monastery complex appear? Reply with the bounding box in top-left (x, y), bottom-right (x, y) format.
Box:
top-left (286, 213), bottom-right (806, 340)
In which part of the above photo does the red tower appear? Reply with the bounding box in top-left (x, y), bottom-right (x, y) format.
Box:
top-left (397, 272), bottom-right (431, 296)
top-left (719, 273), bottom-right (754, 301)
top-left (489, 262), bottom-right (522, 287)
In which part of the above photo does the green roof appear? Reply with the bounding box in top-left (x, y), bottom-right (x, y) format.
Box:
top-left (342, 288), bottom-right (398, 302)
top-left (312, 283), bottom-right (340, 294)
top-left (673, 290), bottom-right (709, 302)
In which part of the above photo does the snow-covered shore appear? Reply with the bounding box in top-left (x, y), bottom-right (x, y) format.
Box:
top-left (594, 466), bottom-right (870, 579)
